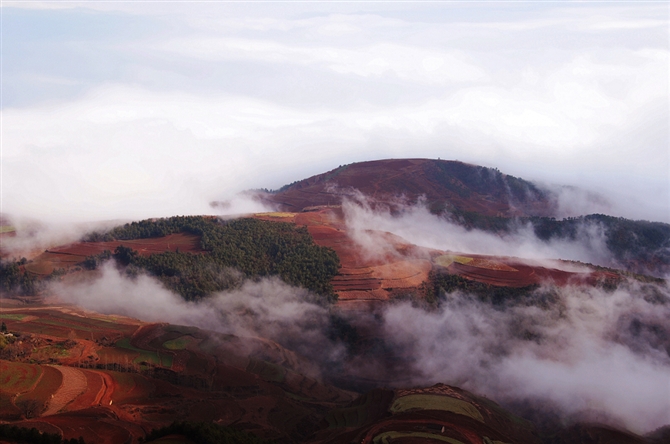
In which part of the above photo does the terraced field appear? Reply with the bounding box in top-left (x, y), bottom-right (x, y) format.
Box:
top-left (390, 394), bottom-right (484, 423)
top-left (251, 209), bottom-right (622, 309)
top-left (23, 232), bottom-right (204, 275)
top-left (315, 384), bottom-right (538, 444)
top-left (0, 302), bottom-right (360, 442)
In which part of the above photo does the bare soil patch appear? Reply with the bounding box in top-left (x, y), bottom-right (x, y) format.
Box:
top-left (42, 366), bottom-right (87, 416)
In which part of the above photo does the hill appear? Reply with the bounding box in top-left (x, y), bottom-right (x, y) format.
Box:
top-left (1, 158), bottom-right (669, 444)
top-left (262, 159), bottom-right (556, 217)
top-left (260, 159), bottom-right (669, 277)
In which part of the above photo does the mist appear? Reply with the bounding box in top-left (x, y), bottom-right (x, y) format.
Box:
top-left (3, 2), bottom-right (668, 223)
top-left (50, 263), bottom-right (342, 375)
top-left (381, 281), bottom-right (670, 434)
top-left (0, 193), bottom-right (275, 258)
top-left (0, 216), bottom-right (123, 259)
top-left (48, 260), bottom-right (670, 435)
top-left (341, 195), bottom-right (614, 268)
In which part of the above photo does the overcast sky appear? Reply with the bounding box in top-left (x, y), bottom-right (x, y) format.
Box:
top-left (1, 1), bottom-right (668, 223)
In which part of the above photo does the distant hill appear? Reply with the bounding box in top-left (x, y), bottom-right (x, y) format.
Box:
top-left (263, 158), bottom-right (557, 217)
top-left (258, 158), bottom-right (669, 277)
top-left (2, 159), bottom-right (669, 444)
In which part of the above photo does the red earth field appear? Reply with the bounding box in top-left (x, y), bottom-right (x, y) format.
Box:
top-left (23, 233), bottom-right (205, 276)
top-left (0, 300), bottom-right (557, 444)
top-left (0, 209), bottom-right (655, 443)
top-left (0, 302), bottom-right (356, 443)
top-left (17, 207), bottom-right (622, 310)
top-left (254, 208), bottom-right (621, 310)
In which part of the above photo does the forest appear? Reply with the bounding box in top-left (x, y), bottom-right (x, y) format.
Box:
top-left (84, 216), bottom-right (340, 302)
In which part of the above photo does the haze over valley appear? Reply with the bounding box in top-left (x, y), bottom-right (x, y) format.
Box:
top-left (1, 2), bottom-right (669, 444)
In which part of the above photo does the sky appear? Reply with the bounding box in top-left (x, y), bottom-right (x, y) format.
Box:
top-left (1, 1), bottom-right (668, 223)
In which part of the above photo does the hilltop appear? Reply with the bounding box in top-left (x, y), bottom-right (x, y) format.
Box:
top-left (262, 158), bottom-right (555, 217)
top-left (1, 158), bottom-right (669, 444)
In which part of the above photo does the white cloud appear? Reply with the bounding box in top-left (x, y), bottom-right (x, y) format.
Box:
top-left (2, 2), bottom-right (668, 222)
top-left (150, 37), bottom-right (488, 85)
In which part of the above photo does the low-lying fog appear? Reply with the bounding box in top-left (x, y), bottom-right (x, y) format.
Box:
top-left (43, 200), bottom-right (670, 436)
top-left (50, 263), bottom-right (670, 435)
top-left (342, 195), bottom-right (641, 275)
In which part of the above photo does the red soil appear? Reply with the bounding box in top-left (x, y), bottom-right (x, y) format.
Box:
top-left (65, 370), bottom-right (106, 411)
top-left (25, 233), bottom-right (204, 275)
top-left (15, 365), bottom-right (62, 415)
top-left (50, 233), bottom-right (204, 257)
top-left (38, 409), bottom-right (136, 444)
top-left (42, 366), bottom-right (87, 416)
top-left (264, 159), bottom-right (555, 218)
top-left (254, 208), bottom-right (619, 308)
top-left (288, 209), bottom-right (433, 305)
top-left (0, 305), bottom-right (358, 443)
top-left (440, 255), bottom-right (623, 288)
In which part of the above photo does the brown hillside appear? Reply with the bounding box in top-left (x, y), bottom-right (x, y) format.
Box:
top-left (263, 159), bottom-right (556, 217)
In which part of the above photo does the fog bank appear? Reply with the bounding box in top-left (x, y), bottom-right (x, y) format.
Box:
top-left (50, 263), bottom-right (670, 434)
top-left (381, 282), bottom-right (670, 434)
top-left (342, 196), bottom-right (614, 268)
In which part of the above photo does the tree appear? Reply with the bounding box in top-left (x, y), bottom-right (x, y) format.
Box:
top-left (113, 245), bottom-right (138, 266)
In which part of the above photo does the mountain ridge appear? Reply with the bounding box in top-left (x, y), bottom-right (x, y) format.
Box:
top-left (261, 158), bottom-right (557, 218)
top-left (1, 158), bottom-right (669, 444)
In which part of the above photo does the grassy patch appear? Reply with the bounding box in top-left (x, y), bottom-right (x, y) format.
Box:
top-left (254, 212), bottom-right (295, 218)
top-left (390, 394), bottom-right (484, 423)
top-left (373, 431), bottom-right (465, 444)
top-left (163, 336), bottom-right (193, 350)
top-left (433, 255), bottom-right (473, 268)
top-left (246, 359), bottom-right (286, 383)
top-left (325, 403), bottom-right (368, 429)
top-left (116, 338), bottom-right (173, 368)
top-left (36, 319), bottom-right (96, 332)
top-left (0, 314), bottom-right (27, 321)
top-left (325, 389), bottom-right (394, 429)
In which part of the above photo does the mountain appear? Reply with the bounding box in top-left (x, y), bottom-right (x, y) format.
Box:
top-left (263, 158), bottom-right (556, 217)
top-left (1, 158), bottom-right (669, 444)
top-left (260, 158), bottom-right (669, 277)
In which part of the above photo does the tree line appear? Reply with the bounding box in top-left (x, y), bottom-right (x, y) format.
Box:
top-left (84, 216), bottom-right (340, 302)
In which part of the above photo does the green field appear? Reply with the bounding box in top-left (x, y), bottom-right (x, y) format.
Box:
top-left (389, 394), bottom-right (484, 423)
top-left (325, 403), bottom-right (369, 429)
top-left (116, 338), bottom-right (173, 368)
top-left (373, 431), bottom-right (466, 444)
top-left (0, 314), bottom-right (27, 321)
top-left (0, 361), bottom-right (43, 395)
top-left (246, 359), bottom-right (286, 383)
top-left (163, 336), bottom-right (190, 350)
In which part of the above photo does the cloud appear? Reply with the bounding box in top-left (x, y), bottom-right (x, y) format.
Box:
top-left (341, 197), bottom-right (614, 267)
top-left (48, 257), bottom-right (670, 434)
top-left (2, 3), bottom-right (667, 223)
top-left (380, 280), bottom-right (670, 434)
top-left (50, 263), bottom-right (343, 374)
top-left (150, 37), bottom-right (488, 85)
